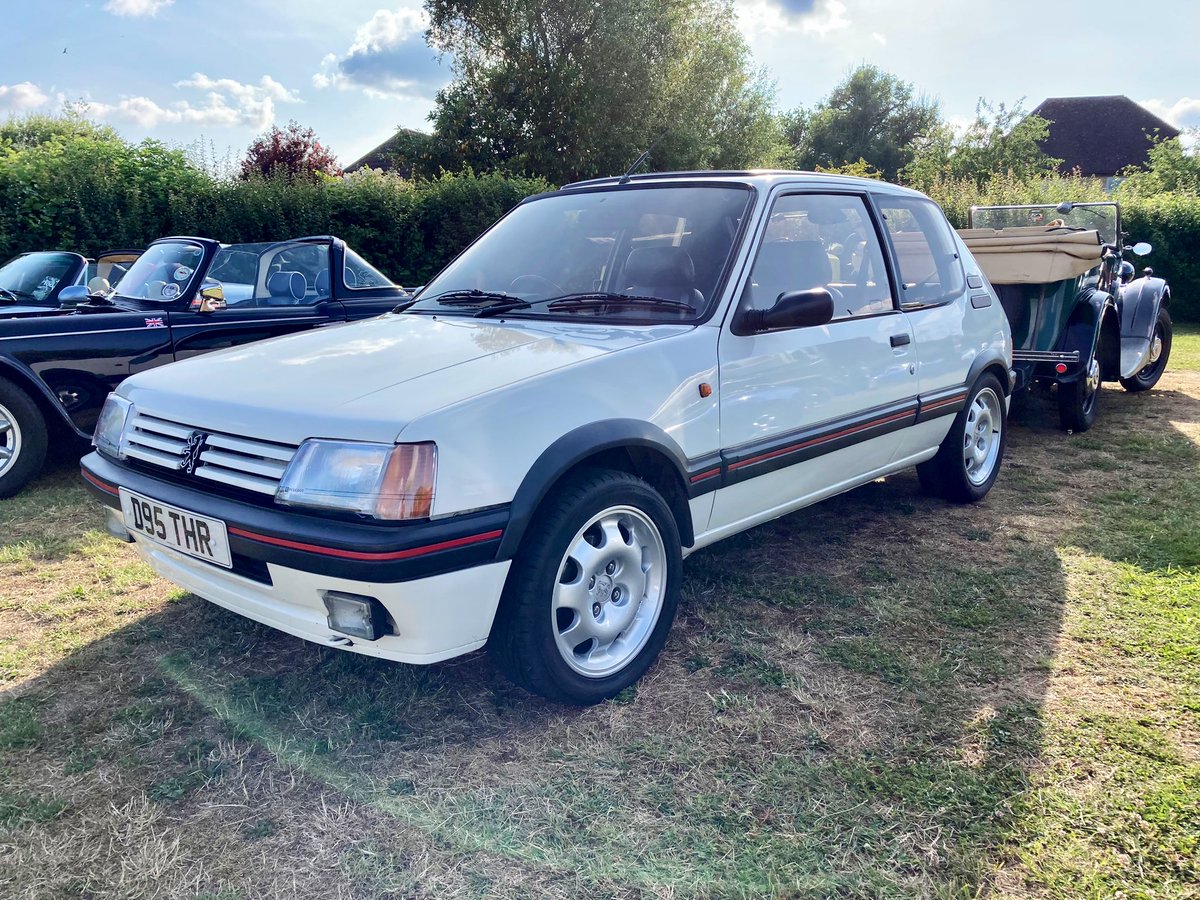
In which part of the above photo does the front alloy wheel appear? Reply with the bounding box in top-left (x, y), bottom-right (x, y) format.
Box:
top-left (0, 377), bottom-right (50, 500)
top-left (490, 468), bottom-right (682, 705)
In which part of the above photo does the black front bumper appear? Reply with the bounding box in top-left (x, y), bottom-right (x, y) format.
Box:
top-left (81, 452), bottom-right (509, 584)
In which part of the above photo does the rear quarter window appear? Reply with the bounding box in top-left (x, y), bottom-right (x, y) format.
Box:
top-left (874, 196), bottom-right (965, 307)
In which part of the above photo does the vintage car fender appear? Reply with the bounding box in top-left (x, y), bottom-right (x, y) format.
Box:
top-left (1057, 287), bottom-right (1120, 384)
top-left (0, 353), bottom-right (86, 437)
top-left (1117, 275), bottom-right (1170, 378)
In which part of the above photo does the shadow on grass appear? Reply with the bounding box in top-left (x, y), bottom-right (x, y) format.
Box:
top-left (5, 379), bottom-right (1198, 895)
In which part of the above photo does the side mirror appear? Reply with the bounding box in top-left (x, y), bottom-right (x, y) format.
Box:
top-left (740, 288), bottom-right (834, 334)
top-left (1131, 242), bottom-right (1152, 257)
top-left (194, 280), bottom-right (226, 313)
top-left (58, 285), bottom-right (90, 307)
top-left (1055, 201), bottom-right (1074, 214)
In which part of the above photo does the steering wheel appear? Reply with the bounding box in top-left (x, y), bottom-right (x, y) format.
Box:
top-left (509, 274), bottom-right (563, 294)
top-left (824, 284), bottom-right (850, 317)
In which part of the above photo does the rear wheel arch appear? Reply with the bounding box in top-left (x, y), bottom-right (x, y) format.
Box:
top-left (499, 421), bottom-right (696, 561)
top-left (0, 358), bottom-right (80, 441)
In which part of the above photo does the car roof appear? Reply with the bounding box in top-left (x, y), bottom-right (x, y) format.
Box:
top-left (558, 169), bottom-right (928, 197)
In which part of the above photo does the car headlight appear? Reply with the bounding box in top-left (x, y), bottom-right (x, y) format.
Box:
top-left (93, 394), bottom-right (134, 459)
top-left (275, 440), bottom-right (436, 520)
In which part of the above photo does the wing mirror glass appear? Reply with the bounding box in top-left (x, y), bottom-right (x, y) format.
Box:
top-left (1055, 201), bottom-right (1074, 214)
top-left (58, 285), bottom-right (90, 308)
top-left (740, 287), bottom-right (834, 334)
top-left (1131, 242), bottom-right (1152, 257)
top-left (195, 280), bottom-right (227, 313)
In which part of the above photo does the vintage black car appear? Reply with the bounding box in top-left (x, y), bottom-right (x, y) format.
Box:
top-left (0, 248), bottom-right (142, 315)
top-left (0, 236), bottom-right (410, 497)
top-left (959, 201), bottom-right (1171, 431)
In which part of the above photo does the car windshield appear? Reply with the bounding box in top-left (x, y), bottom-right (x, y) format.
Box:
top-left (970, 203), bottom-right (1119, 246)
top-left (411, 184), bottom-right (753, 321)
top-left (0, 252), bottom-right (79, 306)
top-left (116, 241), bottom-right (207, 303)
top-left (207, 240), bottom-right (334, 307)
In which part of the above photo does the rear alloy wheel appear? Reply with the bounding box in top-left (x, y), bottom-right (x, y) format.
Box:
top-left (1057, 350), bottom-right (1101, 432)
top-left (1120, 307), bottom-right (1172, 393)
top-left (0, 377), bottom-right (49, 500)
top-left (918, 373), bottom-right (1007, 504)
top-left (490, 468), bottom-right (682, 705)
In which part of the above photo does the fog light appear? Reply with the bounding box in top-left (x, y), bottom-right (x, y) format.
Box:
top-left (104, 508), bottom-right (133, 542)
top-left (322, 591), bottom-right (391, 641)
top-left (1055, 363), bottom-right (1068, 374)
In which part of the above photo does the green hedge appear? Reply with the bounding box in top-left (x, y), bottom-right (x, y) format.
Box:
top-left (0, 128), bottom-right (548, 288)
top-left (0, 122), bottom-right (1195, 317)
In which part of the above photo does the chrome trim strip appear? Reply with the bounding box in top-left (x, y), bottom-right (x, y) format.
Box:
top-left (1012, 349), bottom-right (1080, 363)
top-left (0, 327), bottom-right (150, 341)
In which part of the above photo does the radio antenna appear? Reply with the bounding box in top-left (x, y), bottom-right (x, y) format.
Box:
top-left (618, 130), bottom-right (669, 184)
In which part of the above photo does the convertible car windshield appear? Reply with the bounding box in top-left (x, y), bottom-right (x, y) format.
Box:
top-left (0, 252), bottom-right (79, 306)
top-left (971, 203), bottom-right (1119, 246)
top-left (411, 185), bottom-right (753, 320)
top-left (117, 241), bottom-right (206, 302)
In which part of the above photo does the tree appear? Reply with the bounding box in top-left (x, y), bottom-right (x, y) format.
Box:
top-left (784, 66), bottom-right (941, 180)
top-left (239, 120), bottom-right (341, 181)
top-left (902, 100), bottom-right (1060, 189)
top-left (424, 0), bottom-right (784, 184)
top-left (1117, 135), bottom-right (1200, 197)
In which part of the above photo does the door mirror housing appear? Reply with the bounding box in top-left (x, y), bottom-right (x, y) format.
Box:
top-left (58, 285), bottom-right (90, 308)
top-left (740, 288), bottom-right (835, 334)
top-left (195, 281), bottom-right (227, 313)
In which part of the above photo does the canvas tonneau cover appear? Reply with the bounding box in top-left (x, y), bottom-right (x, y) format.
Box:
top-left (956, 226), bottom-right (1103, 285)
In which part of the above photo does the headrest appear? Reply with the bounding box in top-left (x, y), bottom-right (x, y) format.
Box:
top-left (344, 266), bottom-right (358, 288)
top-left (87, 276), bottom-right (111, 294)
top-left (315, 269), bottom-right (331, 296)
top-left (754, 240), bottom-right (831, 289)
top-left (267, 271), bottom-right (305, 302)
top-left (624, 247), bottom-right (696, 287)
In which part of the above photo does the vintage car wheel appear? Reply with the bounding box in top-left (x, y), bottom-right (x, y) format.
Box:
top-left (1057, 351), bottom-right (1101, 432)
top-left (1119, 307), bottom-right (1172, 393)
top-left (0, 377), bottom-right (50, 500)
top-left (918, 373), bottom-right (1007, 503)
top-left (490, 468), bottom-right (682, 705)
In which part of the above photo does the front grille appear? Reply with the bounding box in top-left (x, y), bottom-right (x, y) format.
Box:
top-left (124, 412), bottom-right (298, 496)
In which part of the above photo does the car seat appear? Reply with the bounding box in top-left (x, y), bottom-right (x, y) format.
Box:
top-left (621, 247), bottom-right (704, 305)
top-left (749, 240), bottom-right (831, 309)
top-left (264, 271), bottom-right (306, 306)
top-left (315, 269), bottom-right (331, 297)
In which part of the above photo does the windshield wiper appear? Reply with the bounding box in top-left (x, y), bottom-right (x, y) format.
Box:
top-left (546, 292), bottom-right (696, 314)
top-left (0, 287), bottom-right (36, 303)
top-left (421, 289), bottom-right (520, 307)
top-left (474, 300), bottom-right (533, 317)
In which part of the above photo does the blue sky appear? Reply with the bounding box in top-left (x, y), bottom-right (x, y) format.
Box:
top-left (2, 0), bottom-right (1196, 168)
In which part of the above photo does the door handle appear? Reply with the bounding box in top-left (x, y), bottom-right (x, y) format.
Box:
top-left (890, 333), bottom-right (911, 347)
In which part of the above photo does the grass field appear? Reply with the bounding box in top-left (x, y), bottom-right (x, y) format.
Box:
top-left (1, 327), bottom-right (1198, 898)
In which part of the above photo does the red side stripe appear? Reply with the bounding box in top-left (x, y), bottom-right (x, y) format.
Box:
top-left (689, 467), bottom-right (722, 483)
top-left (920, 393), bottom-right (967, 413)
top-left (226, 526), bottom-right (504, 561)
top-left (728, 409), bottom-right (915, 472)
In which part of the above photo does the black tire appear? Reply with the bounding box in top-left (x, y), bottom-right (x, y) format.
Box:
top-left (917, 373), bottom-right (1007, 504)
top-left (1057, 348), bottom-right (1101, 433)
top-left (1119, 307), bottom-right (1172, 393)
top-left (489, 468), bottom-right (683, 705)
top-left (0, 376), bottom-right (49, 500)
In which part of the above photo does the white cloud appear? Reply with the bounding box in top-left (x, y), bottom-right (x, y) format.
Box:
top-left (314, 6), bottom-right (446, 100)
top-left (80, 73), bottom-right (301, 131)
top-left (871, 32), bottom-right (887, 46)
top-left (736, 0), bottom-right (851, 38)
top-left (0, 82), bottom-right (50, 112)
top-left (1139, 97), bottom-right (1200, 130)
top-left (103, 0), bottom-right (173, 17)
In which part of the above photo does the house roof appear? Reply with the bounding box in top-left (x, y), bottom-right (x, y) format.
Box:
top-left (346, 132), bottom-right (411, 172)
top-left (1030, 95), bottom-right (1180, 177)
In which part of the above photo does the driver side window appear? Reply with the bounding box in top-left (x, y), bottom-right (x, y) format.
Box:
top-left (739, 193), bottom-right (893, 321)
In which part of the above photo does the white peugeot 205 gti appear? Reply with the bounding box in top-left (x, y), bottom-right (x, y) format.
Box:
top-left (83, 171), bottom-right (1013, 705)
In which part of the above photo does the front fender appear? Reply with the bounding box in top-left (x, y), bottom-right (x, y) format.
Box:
top-left (0, 354), bottom-right (87, 437)
top-left (1117, 276), bottom-right (1169, 378)
top-left (497, 419), bottom-right (693, 559)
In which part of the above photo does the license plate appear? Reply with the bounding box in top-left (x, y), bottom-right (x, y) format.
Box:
top-left (118, 488), bottom-right (232, 568)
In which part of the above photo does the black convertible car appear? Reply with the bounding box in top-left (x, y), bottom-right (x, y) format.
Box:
top-left (0, 236), bottom-right (410, 497)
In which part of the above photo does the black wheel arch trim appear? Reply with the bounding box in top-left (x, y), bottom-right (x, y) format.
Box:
top-left (965, 351), bottom-right (1015, 397)
top-left (498, 419), bottom-right (697, 558)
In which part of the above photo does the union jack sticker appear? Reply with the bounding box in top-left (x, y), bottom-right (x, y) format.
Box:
top-left (144, 317), bottom-right (165, 328)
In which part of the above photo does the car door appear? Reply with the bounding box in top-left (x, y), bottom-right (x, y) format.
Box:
top-left (706, 189), bottom-right (919, 536)
top-left (169, 239), bottom-right (343, 361)
top-left (871, 193), bottom-right (976, 459)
